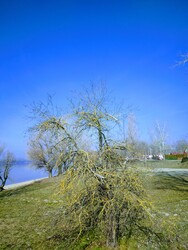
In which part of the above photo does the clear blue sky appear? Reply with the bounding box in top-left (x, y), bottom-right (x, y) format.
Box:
top-left (0, 0), bottom-right (188, 158)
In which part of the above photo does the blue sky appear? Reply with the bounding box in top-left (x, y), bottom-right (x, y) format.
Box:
top-left (0, 0), bottom-right (188, 158)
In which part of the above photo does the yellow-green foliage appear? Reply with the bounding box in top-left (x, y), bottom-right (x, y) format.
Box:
top-left (57, 150), bottom-right (183, 249)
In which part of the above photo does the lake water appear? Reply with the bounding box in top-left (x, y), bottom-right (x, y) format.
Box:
top-left (6, 161), bottom-right (48, 185)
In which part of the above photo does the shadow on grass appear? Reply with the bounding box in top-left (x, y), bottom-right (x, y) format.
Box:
top-left (154, 172), bottom-right (188, 192)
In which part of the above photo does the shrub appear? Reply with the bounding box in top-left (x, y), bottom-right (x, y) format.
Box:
top-left (165, 154), bottom-right (185, 160)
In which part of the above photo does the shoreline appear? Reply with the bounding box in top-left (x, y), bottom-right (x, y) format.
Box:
top-left (4, 177), bottom-right (48, 190)
top-left (4, 167), bottom-right (188, 190)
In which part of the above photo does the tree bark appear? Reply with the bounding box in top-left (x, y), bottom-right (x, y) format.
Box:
top-left (0, 176), bottom-right (7, 192)
top-left (98, 128), bottom-right (103, 153)
top-left (48, 169), bottom-right (53, 178)
top-left (106, 212), bottom-right (118, 248)
top-left (57, 165), bottom-right (62, 175)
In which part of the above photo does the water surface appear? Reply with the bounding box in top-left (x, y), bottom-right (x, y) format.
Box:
top-left (6, 161), bottom-right (48, 185)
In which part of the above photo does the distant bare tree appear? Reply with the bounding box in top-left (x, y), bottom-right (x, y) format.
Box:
top-left (0, 146), bottom-right (15, 191)
top-left (27, 96), bottom-right (79, 176)
top-left (150, 121), bottom-right (168, 156)
top-left (125, 113), bottom-right (140, 158)
top-left (28, 132), bottom-right (57, 178)
top-left (136, 140), bottom-right (150, 157)
top-left (175, 139), bottom-right (188, 153)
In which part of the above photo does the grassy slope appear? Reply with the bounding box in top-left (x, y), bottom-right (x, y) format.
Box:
top-left (0, 161), bottom-right (188, 249)
top-left (0, 177), bottom-right (65, 250)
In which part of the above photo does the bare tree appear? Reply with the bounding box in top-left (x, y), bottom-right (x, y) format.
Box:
top-left (125, 113), bottom-right (139, 158)
top-left (27, 96), bottom-right (80, 176)
top-left (175, 139), bottom-right (188, 153)
top-left (28, 132), bottom-right (57, 178)
top-left (136, 140), bottom-right (150, 157)
top-left (72, 84), bottom-right (120, 166)
top-left (0, 146), bottom-right (15, 191)
top-left (150, 121), bottom-right (168, 156)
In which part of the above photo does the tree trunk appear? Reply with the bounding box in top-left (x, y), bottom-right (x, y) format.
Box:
top-left (57, 165), bottom-right (62, 175)
top-left (48, 169), bottom-right (53, 178)
top-left (63, 162), bottom-right (68, 173)
top-left (106, 212), bottom-right (118, 248)
top-left (98, 128), bottom-right (103, 167)
top-left (98, 128), bottom-right (103, 153)
top-left (0, 176), bottom-right (7, 192)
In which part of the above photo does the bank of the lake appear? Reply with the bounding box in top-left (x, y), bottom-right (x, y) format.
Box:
top-left (0, 160), bottom-right (187, 249)
top-left (6, 160), bottom-right (48, 185)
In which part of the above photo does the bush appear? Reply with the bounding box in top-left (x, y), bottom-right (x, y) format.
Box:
top-left (165, 154), bottom-right (185, 160)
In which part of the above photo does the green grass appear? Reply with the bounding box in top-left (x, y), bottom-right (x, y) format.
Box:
top-left (147, 182), bottom-right (188, 246)
top-left (0, 161), bottom-right (188, 249)
top-left (141, 161), bottom-right (188, 246)
top-left (0, 177), bottom-right (66, 250)
top-left (145, 159), bottom-right (188, 169)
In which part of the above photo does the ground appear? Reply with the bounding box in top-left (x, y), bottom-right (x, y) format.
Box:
top-left (0, 160), bottom-right (187, 249)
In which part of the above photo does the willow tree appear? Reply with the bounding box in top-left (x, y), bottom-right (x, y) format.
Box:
top-left (54, 148), bottom-right (181, 249)
top-left (27, 89), bottom-right (183, 248)
top-left (47, 86), bottom-right (181, 248)
top-left (27, 96), bottom-right (79, 176)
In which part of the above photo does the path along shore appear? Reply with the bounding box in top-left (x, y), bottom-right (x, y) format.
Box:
top-left (4, 177), bottom-right (48, 190)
